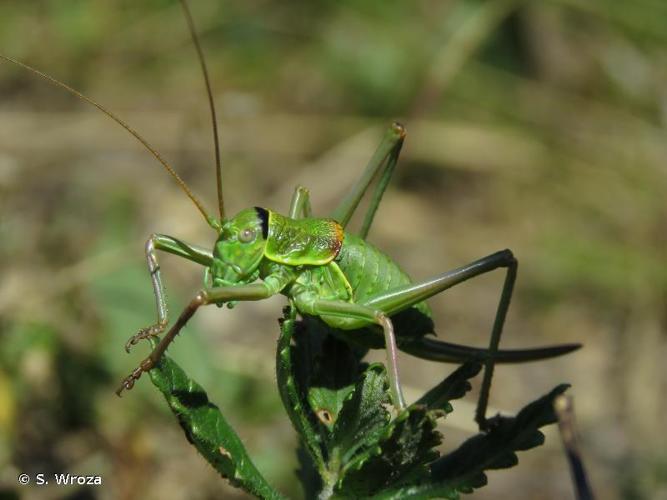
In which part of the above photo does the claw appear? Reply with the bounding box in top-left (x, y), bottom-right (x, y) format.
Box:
top-left (125, 323), bottom-right (166, 353)
top-left (116, 359), bottom-right (154, 397)
top-left (115, 373), bottom-right (135, 397)
top-left (115, 378), bottom-right (133, 397)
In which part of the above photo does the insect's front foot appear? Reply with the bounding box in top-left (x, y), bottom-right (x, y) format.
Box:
top-left (115, 357), bottom-right (154, 396)
top-left (125, 322), bottom-right (166, 353)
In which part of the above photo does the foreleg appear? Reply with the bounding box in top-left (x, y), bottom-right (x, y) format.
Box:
top-left (124, 234), bottom-right (214, 352)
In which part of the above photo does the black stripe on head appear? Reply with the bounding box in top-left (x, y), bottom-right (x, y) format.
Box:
top-left (254, 207), bottom-right (269, 239)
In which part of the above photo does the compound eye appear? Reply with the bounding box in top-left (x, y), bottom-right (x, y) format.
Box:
top-left (238, 227), bottom-right (256, 243)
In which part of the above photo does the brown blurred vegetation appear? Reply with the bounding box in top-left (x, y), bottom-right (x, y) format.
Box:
top-left (1, 1), bottom-right (666, 499)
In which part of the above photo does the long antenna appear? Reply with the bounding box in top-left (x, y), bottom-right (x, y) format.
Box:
top-left (0, 53), bottom-right (217, 228)
top-left (179, 0), bottom-right (225, 222)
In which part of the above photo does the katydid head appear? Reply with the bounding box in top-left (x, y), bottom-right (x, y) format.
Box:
top-left (211, 207), bottom-right (269, 286)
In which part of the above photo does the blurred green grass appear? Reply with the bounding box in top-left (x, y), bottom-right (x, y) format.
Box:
top-left (1, 1), bottom-right (666, 499)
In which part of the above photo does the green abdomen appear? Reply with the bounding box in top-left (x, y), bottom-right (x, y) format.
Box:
top-left (335, 232), bottom-right (431, 317)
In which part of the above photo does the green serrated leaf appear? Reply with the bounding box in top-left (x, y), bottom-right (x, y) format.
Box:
top-left (329, 363), bottom-right (391, 465)
top-left (431, 384), bottom-right (570, 484)
top-left (416, 362), bottom-right (482, 413)
top-left (375, 384), bottom-right (570, 499)
top-left (276, 309), bottom-right (326, 471)
top-left (306, 332), bottom-right (364, 430)
top-left (148, 344), bottom-right (285, 500)
top-left (336, 405), bottom-right (443, 497)
top-left (279, 314), bottom-right (368, 434)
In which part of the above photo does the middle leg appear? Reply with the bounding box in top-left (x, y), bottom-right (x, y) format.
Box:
top-left (292, 295), bottom-right (407, 411)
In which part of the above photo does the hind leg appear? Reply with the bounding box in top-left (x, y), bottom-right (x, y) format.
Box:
top-left (330, 122), bottom-right (405, 237)
top-left (356, 250), bottom-right (525, 430)
top-left (289, 185), bottom-right (313, 219)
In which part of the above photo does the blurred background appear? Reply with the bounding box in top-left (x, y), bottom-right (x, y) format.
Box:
top-left (1, 0), bottom-right (666, 498)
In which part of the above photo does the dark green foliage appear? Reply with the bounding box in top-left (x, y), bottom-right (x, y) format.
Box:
top-left (277, 309), bottom-right (446, 497)
top-left (416, 362), bottom-right (482, 413)
top-left (327, 363), bottom-right (391, 462)
top-left (147, 340), bottom-right (285, 500)
top-left (149, 309), bottom-right (570, 499)
top-left (336, 405), bottom-right (442, 496)
top-left (429, 384), bottom-right (570, 483)
top-left (376, 385), bottom-right (570, 499)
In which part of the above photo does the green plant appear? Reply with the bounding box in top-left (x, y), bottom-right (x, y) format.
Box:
top-left (149, 306), bottom-right (570, 499)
